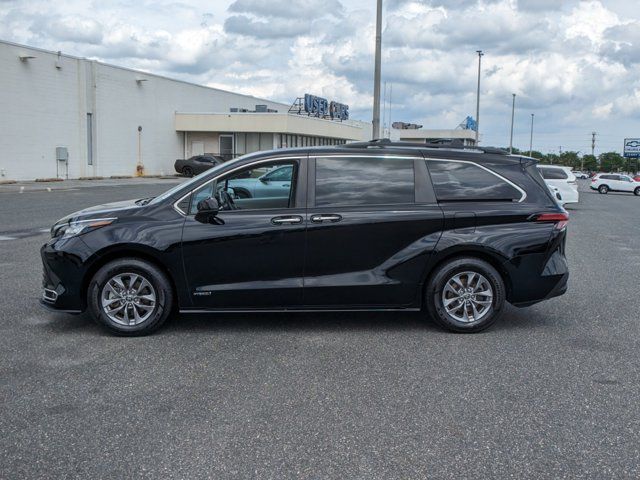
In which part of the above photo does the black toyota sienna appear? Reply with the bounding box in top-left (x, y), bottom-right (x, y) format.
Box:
top-left (41, 140), bottom-right (569, 335)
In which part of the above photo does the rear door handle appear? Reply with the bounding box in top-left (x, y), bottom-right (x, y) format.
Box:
top-left (310, 214), bottom-right (342, 223)
top-left (271, 215), bottom-right (303, 225)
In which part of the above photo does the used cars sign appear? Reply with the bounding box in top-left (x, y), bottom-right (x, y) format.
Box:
top-left (303, 94), bottom-right (349, 121)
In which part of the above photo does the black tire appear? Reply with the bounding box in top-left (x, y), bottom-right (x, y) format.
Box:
top-left (182, 166), bottom-right (194, 177)
top-left (87, 258), bottom-right (174, 336)
top-left (634, 187), bottom-right (640, 196)
top-left (425, 257), bottom-right (506, 333)
top-left (598, 185), bottom-right (609, 194)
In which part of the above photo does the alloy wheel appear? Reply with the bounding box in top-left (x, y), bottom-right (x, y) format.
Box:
top-left (441, 271), bottom-right (494, 323)
top-left (101, 273), bottom-right (157, 326)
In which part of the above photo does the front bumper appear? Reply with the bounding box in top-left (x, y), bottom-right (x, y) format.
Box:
top-left (40, 236), bottom-right (92, 312)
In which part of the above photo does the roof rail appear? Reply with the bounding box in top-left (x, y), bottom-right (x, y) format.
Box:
top-left (343, 138), bottom-right (509, 155)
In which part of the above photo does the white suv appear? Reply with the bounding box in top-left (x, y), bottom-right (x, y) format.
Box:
top-left (537, 165), bottom-right (579, 204)
top-left (591, 174), bottom-right (640, 195)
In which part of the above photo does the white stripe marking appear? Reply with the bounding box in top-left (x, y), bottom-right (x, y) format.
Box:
top-left (0, 235), bottom-right (16, 240)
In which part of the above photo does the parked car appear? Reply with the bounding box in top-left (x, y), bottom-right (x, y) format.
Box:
top-left (174, 154), bottom-right (224, 177)
top-left (537, 165), bottom-right (579, 204)
top-left (634, 175), bottom-right (640, 182)
top-left (590, 173), bottom-right (640, 195)
top-left (224, 164), bottom-right (294, 199)
top-left (572, 171), bottom-right (589, 179)
top-left (41, 140), bottom-right (569, 335)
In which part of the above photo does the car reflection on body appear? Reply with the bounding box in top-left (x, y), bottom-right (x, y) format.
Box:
top-left (225, 164), bottom-right (293, 198)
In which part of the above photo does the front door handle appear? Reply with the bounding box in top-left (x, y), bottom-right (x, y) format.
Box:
top-left (271, 215), bottom-right (303, 225)
top-left (310, 214), bottom-right (342, 223)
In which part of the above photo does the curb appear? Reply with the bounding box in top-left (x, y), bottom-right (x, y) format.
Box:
top-left (78, 176), bottom-right (105, 180)
top-left (35, 178), bottom-right (64, 183)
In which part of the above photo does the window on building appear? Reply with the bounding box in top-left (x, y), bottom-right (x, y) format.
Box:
top-left (315, 156), bottom-right (414, 206)
top-left (427, 160), bottom-right (522, 202)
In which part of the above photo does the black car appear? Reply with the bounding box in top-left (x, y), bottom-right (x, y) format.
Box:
top-left (41, 140), bottom-right (569, 335)
top-left (174, 154), bottom-right (224, 177)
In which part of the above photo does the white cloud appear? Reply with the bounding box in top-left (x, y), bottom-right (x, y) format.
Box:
top-left (1, 0), bottom-right (639, 153)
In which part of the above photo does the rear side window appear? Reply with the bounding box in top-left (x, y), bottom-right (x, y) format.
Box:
top-left (538, 167), bottom-right (568, 180)
top-left (601, 175), bottom-right (619, 180)
top-left (315, 156), bottom-right (414, 206)
top-left (427, 160), bottom-right (522, 202)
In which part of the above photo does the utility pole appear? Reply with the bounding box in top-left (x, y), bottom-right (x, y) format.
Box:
top-left (475, 50), bottom-right (483, 145)
top-left (529, 113), bottom-right (534, 157)
top-left (509, 93), bottom-right (516, 154)
top-left (372, 0), bottom-right (383, 139)
top-left (382, 81), bottom-right (387, 138)
top-left (388, 83), bottom-right (392, 137)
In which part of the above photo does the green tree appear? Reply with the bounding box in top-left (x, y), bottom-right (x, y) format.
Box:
top-left (598, 152), bottom-right (625, 172)
top-left (581, 154), bottom-right (598, 171)
top-left (559, 151), bottom-right (580, 168)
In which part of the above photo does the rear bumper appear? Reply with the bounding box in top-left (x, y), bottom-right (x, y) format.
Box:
top-left (509, 249), bottom-right (569, 307)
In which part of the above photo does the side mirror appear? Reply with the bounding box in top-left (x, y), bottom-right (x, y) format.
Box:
top-left (197, 197), bottom-right (219, 215)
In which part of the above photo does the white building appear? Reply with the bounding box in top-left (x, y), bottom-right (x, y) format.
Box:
top-left (0, 40), bottom-right (370, 181)
top-left (389, 127), bottom-right (477, 145)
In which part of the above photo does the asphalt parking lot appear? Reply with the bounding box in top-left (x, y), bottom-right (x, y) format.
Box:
top-left (1, 179), bottom-right (639, 479)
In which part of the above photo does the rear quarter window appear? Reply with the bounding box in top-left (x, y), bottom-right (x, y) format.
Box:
top-left (538, 167), bottom-right (568, 180)
top-left (427, 160), bottom-right (523, 202)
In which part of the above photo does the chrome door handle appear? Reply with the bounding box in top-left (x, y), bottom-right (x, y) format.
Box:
top-left (271, 215), bottom-right (303, 225)
top-left (310, 214), bottom-right (342, 223)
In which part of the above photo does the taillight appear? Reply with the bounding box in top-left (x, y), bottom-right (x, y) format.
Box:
top-left (531, 212), bottom-right (569, 230)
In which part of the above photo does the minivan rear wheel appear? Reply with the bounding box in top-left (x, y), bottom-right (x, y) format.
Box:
top-left (598, 185), bottom-right (609, 194)
top-left (425, 257), bottom-right (505, 333)
top-left (88, 258), bottom-right (174, 336)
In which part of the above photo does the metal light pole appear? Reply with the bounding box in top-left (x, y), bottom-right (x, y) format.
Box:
top-left (372, 0), bottom-right (383, 139)
top-left (475, 50), bottom-right (483, 145)
top-left (509, 93), bottom-right (516, 154)
top-left (529, 113), bottom-right (534, 157)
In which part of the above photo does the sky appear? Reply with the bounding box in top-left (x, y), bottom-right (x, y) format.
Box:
top-left (1, 0), bottom-right (639, 154)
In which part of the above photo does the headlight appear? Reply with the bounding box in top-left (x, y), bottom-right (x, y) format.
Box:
top-left (51, 218), bottom-right (116, 239)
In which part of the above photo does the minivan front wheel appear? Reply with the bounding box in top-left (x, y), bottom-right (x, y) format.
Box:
top-left (425, 257), bottom-right (505, 333)
top-left (88, 258), bottom-right (174, 336)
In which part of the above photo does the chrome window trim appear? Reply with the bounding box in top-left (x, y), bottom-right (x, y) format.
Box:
top-left (173, 156), bottom-right (304, 216)
top-left (425, 157), bottom-right (527, 203)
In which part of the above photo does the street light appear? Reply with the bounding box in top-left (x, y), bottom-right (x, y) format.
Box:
top-left (475, 50), bottom-right (483, 145)
top-left (529, 113), bottom-right (534, 157)
top-left (509, 93), bottom-right (516, 154)
top-left (372, 0), bottom-right (383, 139)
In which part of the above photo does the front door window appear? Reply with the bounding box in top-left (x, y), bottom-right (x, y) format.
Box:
top-left (189, 161), bottom-right (297, 214)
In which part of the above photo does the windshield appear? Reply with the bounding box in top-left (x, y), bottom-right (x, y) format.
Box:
top-left (148, 161), bottom-right (230, 205)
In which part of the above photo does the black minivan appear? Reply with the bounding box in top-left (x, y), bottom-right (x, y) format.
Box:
top-left (41, 140), bottom-right (569, 335)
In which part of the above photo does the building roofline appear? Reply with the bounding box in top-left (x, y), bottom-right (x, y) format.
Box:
top-left (0, 38), bottom-right (290, 109)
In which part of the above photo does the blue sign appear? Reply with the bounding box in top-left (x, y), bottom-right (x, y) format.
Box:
top-left (624, 138), bottom-right (640, 158)
top-left (304, 94), bottom-right (349, 120)
top-left (461, 116), bottom-right (477, 132)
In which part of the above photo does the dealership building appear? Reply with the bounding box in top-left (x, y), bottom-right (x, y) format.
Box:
top-left (0, 40), bottom-right (370, 181)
